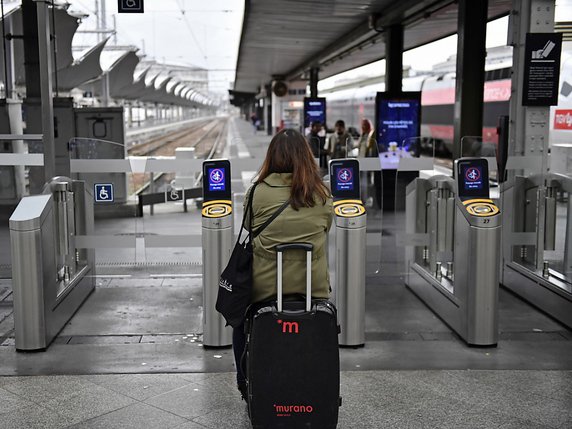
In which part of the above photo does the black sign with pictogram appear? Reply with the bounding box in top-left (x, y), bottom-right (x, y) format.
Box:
top-left (523, 33), bottom-right (563, 106)
top-left (118, 0), bottom-right (144, 13)
top-left (165, 188), bottom-right (184, 202)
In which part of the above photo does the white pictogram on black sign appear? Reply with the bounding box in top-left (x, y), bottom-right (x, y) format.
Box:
top-left (523, 33), bottom-right (563, 106)
top-left (118, 0), bottom-right (144, 13)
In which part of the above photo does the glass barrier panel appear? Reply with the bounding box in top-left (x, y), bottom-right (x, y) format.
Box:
top-left (70, 137), bottom-right (140, 276)
top-left (499, 144), bottom-right (546, 276)
top-left (0, 135), bottom-right (44, 277)
top-left (543, 188), bottom-right (570, 281)
top-left (363, 137), bottom-right (383, 275)
top-left (393, 136), bottom-right (437, 285)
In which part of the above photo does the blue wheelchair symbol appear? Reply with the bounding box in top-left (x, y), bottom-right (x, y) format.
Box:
top-left (95, 184), bottom-right (114, 203)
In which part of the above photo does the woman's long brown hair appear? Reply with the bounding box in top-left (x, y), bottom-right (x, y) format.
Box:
top-left (256, 129), bottom-right (329, 210)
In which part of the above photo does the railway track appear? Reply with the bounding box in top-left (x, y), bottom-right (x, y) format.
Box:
top-left (128, 118), bottom-right (221, 157)
top-left (129, 117), bottom-right (228, 196)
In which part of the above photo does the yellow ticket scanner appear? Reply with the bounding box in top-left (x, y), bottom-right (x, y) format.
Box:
top-left (202, 159), bottom-right (233, 347)
top-left (329, 159), bottom-right (366, 347)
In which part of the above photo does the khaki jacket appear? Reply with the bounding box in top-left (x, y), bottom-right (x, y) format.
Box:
top-left (244, 173), bottom-right (333, 303)
top-left (357, 131), bottom-right (377, 157)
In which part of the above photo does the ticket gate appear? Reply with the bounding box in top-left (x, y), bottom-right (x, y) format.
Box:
top-left (330, 159), bottom-right (367, 347)
top-left (9, 177), bottom-right (95, 351)
top-left (201, 159), bottom-right (233, 347)
top-left (404, 158), bottom-right (501, 346)
top-left (501, 173), bottom-right (572, 329)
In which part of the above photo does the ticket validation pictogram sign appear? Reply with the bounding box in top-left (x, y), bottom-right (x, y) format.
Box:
top-left (523, 33), bottom-right (563, 106)
top-left (118, 0), bottom-right (144, 13)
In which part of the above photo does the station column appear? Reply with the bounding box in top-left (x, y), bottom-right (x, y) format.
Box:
top-left (385, 24), bottom-right (404, 94)
top-left (23, 0), bottom-right (56, 181)
top-left (452, 0), bottom-right (488, 161)
top-left (309, 67), bottom-right (319, 98)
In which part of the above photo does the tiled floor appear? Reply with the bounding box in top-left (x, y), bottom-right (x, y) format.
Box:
top-left (0, 371), bottom-right (570, 428)
top-left (0, 119), bottom-right (571, 428)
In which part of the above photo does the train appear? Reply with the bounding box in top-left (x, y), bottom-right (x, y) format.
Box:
top-left (324, 45), bottom-right (572, 156)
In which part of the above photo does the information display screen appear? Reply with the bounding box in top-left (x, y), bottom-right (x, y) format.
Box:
top-left (303, 97), bottom-right (326, 128)
top-left (329, 159), bottom-right (360, 200)
top-left (456, 158), bottom-right (490, 199)
top-left (375, 92), bottom-right (421, 152)
top-left (202, 160), bottom-right (231, 201)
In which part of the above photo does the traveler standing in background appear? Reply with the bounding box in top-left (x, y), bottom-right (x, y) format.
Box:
top-left (306, 121), bottom-right (327, 172)
top-left (355, 118), bottom-right (382, 209)
top-left (250, 112), bottom-right (259, 135)
top-left (233, 128), bottom-right (333, 400)
top-left (327, 120), bottom-right (353, 160)
top-left (356, 118), bottom-right (377, 157)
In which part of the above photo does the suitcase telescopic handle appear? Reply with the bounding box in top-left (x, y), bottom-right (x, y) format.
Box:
top-left (276, 243), bottom-right (313, 312)
top-left (276, 243), bottom-right (313, 252)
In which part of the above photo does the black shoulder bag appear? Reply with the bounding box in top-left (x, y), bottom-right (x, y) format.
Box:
top-left (216, 184), bottom-right (290, 328)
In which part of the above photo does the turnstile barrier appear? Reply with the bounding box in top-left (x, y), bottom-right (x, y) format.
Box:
top-left (501, 172), bottom-right (572, 329)
top-left (201, 159), bottom-right (233, 347)
top-left (403, 158), bottom-right (501, 346)
top-left (330, 159), bottom-right (367, 347)
top-left (9, 177), bottom-right (95, 351)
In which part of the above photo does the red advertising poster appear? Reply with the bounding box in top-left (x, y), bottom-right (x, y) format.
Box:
top-left (554, 110), bottom-right (572, 130)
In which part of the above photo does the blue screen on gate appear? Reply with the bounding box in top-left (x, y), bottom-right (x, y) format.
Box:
top-left (462, 165), bottom-right (484, 191)
top-left (334, 166), bottom-right (355, 192)
top-left (208, 167), bottom-right (226, 192)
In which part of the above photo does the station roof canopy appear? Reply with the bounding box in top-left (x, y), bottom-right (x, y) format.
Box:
top-left (234, 0), bottom-right (512, 93)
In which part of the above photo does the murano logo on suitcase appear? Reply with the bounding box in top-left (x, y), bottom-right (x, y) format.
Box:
top-left (277, 319), bottom-right (299, 334)
top-left (274, 404), bottom-right (314, 416)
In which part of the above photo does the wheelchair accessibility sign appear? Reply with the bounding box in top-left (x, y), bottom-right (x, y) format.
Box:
top-left (95, 184), bottom-right (114, 203)
top-left (165, 183), bottom-right (184, 202)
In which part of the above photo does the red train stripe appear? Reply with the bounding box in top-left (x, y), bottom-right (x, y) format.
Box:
top-left (422, 79), bottom-right (511, 106)
top-left (426, 125), bottom-right (499, 144)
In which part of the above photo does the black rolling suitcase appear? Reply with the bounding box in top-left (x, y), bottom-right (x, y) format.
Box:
top-left (245, 243), bottom-right (341, 429)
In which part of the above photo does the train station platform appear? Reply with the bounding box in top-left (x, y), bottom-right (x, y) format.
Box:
top-left (0, 118), bottom-right (571, 428)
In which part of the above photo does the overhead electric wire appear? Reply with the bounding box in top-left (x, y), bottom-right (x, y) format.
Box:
top-left (175, 0), bottom-right (207, 62)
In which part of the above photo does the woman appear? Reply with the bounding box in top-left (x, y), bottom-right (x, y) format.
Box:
top-left (233, 128), bottom-right (333, 399)
top-left (356, 118), bottom-right (377, 157)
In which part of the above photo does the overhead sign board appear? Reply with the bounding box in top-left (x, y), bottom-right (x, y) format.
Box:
top-left (522, 33), bottom-right (563, 106)
top-left (118, 0), bottom-right (144, 13)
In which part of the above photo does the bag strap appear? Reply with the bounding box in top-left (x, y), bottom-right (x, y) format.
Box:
top-left (252, 198), bottom-right (291, 238)
top-left (237, 183), bottom-right (257, 244)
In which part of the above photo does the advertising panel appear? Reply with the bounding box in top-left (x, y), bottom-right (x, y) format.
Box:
top-left (375, 92), bottom-right (421, 152)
